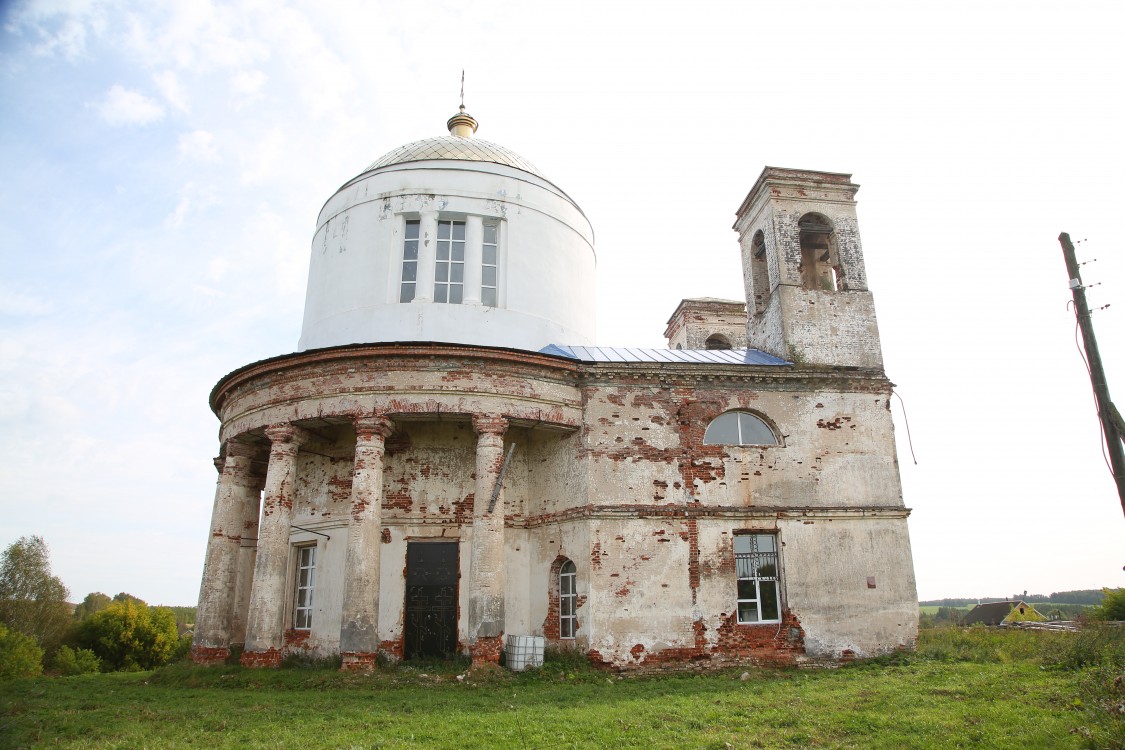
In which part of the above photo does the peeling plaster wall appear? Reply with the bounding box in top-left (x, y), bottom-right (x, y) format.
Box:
top-left (780, 518), bottom-right (918, 658)
top-left (203, 343), bottom-right (915, 668)
top-left (579, 381), bottom-right (901, 510)
top-left (584, 519), bottom-right (695, 665)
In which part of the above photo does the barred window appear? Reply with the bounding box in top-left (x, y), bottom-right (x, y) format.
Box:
top-left (734, 534), bottom-right (780, 624)
top-left (294, 545), bottom-right (316, 630)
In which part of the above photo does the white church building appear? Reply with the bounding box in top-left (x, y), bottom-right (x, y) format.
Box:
top-left (191, 106), bottom-right (918, 670)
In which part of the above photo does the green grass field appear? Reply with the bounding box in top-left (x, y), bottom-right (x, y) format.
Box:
top-left (1, 629), bottom-right (1121, 750)
top-left (919, 605), bottom-right (972, 615)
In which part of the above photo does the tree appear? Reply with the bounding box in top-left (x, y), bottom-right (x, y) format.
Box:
top-left (1094, 587), bottom-right (1125, 621)
top-left (73, 598), bottom-right (181, 671)
top-left (73, 592), bottom-right (112, 621)
top-left (0, 623), bottom-right (44, 679)
top-left (0, 536), bottom-right (70, 653)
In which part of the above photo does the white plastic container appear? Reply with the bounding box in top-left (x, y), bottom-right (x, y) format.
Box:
top-left (505, 635), bottom-right (545, 671)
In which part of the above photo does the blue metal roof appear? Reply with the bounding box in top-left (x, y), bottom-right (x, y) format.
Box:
top-left (539, 345), bottom-right (791, 366)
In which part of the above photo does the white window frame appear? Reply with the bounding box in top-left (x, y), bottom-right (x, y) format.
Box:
top-left (293, 544), bottom-right (316, 630)
top-left (559, 560), bottom-right (577, 639)
top-left (481, 222), bottom-right (499, 307)
top-left (434, 219), bottom-right (466, 304)
top-left (400, 219), bottom-right (420, 303)
top-left (396, 215), bottom-right (503, 308)
top-left (734, 533), bottom-right (781, 624)
top-left (703, 411), bottom-right (779, 446)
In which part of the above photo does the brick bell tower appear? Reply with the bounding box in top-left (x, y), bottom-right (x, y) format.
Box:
top-left (733, 167), bottom-right (884, 369)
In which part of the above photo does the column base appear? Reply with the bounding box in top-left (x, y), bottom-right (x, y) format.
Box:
top-left (340, 652), bottom-right (378, 672)
top-left (240, 648), bottom-right (282, 668)
top-left (191, 645), bottom-right (230, 666)
top-left (470, 635), bottom-right (505, 666)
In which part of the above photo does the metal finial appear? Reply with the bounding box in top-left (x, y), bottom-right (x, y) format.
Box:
top-left (460, 69), bottom-right (465, 108)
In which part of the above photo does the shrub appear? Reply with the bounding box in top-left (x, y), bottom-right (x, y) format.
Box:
top-left (53, 645), bottom-right (101, 675)
top-left (0, 623), bottom-right (44, 679)
top-left (1043, 622), bottom-right (1125, 671)
top-left (72, 599), bottom-right (180, 671)
top-left (1094, 588), bottom-right (1125, 621)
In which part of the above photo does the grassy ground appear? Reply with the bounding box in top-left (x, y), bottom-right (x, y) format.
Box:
top-left (1, 630), bottom-right (1121, 750)
top-left (919, 605), bottom-right (972, 615)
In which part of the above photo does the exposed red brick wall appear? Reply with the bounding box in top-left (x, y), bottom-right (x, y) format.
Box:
top-left (340, 652), bottom-right (377, 671)
top-left (283, 628), bottom-right (311, 649)
top-left (240, 648), bottom-right (282, 668)
top-left (470, 635), bottom-right (504, 666)
top-left (191, 645), bottom-right (230, 666)
top-left (713, 610), bottom-right (806, 666)
top-left (379, 639), bottom-right (404, 660)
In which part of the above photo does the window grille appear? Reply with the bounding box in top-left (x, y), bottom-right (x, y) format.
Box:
top-left (734, 534), bottom-right (780, 624)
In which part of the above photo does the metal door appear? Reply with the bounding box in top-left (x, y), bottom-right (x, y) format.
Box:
top-left (404, 541), bottom-right (459, 659)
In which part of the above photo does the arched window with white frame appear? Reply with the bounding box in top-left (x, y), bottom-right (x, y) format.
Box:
top-left (703, 411), bottom-right (779, 446)
top-left (559, 560), bottom-right (577, 639)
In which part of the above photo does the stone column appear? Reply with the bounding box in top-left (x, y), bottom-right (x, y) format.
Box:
top-left (230, 470), bottom-right (265, 647)
top-left (339, 415), bottom-right (394, 671)
top-left (241, 424), bottom-right (308, 668)
top-left (193, 441), bottom-right (260, 665)
top-left (413, 210), bottom-right (439, 303)
top-left (467, 415), bottom-right (509, 665)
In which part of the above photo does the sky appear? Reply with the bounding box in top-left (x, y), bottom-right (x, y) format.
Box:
top-left (0, 0), bottom-right (1122, 607)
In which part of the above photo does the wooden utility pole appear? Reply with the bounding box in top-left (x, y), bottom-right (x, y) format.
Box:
top-left (1057, 232), bottom-right (1125, 517)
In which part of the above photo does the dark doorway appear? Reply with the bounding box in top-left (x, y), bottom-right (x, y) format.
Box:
top-left (404, 541), bottom-right (459, 659)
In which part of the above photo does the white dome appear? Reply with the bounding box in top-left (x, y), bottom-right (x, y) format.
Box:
top-left (297, 115), bottom-right (596, 353)
top-left (364, 136), bottom-right (547, 179)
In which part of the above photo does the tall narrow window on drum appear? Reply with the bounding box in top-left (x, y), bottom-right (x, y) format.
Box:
top-left (400, 220), bottom-right (420, 302)
top-left (435, 220), bottom-right (465, 304)
top-left (481, 223), bottom-right (498, 307)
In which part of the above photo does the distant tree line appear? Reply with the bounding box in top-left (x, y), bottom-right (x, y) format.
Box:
top-left (0, 536), bottom-right (195, 678)
top-left (920, 590), bottom-right (1107, 608)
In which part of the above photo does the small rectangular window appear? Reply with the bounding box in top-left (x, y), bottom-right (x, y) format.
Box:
top-left (294, 545), bottom-right (316, 630)
top-left (401, 220), bottom-right (420, 303)
top-left (481, 224), bottom-right (498, 307)
top-left (734, 533), bottom-right (780, 624)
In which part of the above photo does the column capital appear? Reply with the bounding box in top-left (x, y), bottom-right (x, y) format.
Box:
top-left (472, 414), bottom-right (508, 437)
top-left (263, 423), bottom-right (311, 448)
top-left (225, 440), bottom-right (260, 460)
top-left (355, 415), bottom-right (394, 440)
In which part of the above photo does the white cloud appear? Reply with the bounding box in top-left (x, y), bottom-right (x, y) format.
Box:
top-left (152, 69), bottom-right (189, 112)
top-left (230, 68), bottom-right (266, 97)
top-left (121, 0), bottom-right (269, 73)
top-left (206, 256), bottom-right (229, 282)
top-left (177, 129), bottom-right (219, 163)
top-left (5, 0), bottom-right (108, 61)
top-left (164, 181), bottom-right (218, 228)
top-left (97, 84), bottom-right (165, 126)
top-left (0, 287), bottom-right (54, 316)
top-left (238, 127), bottom-right (285, 184)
